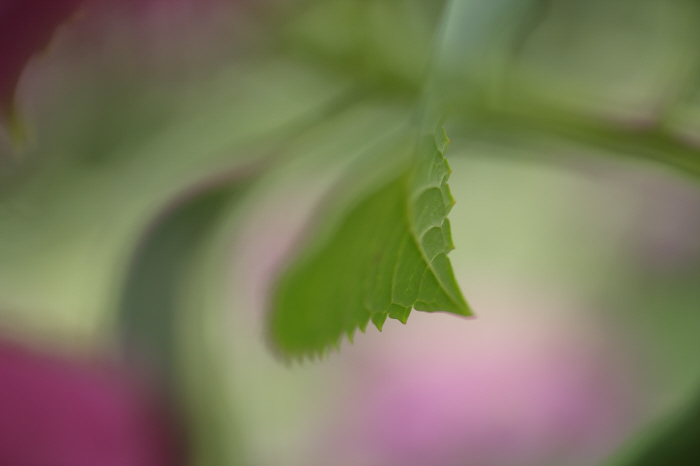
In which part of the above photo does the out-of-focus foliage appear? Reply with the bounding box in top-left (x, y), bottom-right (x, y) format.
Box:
top-left (280, 0), bottom-right (446, 94)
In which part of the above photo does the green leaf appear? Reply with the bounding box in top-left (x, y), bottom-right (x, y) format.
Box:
top-left (269, 121), bottom-right (471, 359)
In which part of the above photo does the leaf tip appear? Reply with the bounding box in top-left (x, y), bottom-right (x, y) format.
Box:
top-left (346, 328), bottom-right (356, 344)
top-left (359, 316), bottom-right (369, 333)
top-left (388, 305), bottom-right (411, 325)
top-left (435, 126), bottom-right (451, 153)
top-left (372, 312), bottom-right (388, 332)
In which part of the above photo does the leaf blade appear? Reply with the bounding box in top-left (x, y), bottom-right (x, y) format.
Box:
top-left (269, 123), bottom-right (470, 358)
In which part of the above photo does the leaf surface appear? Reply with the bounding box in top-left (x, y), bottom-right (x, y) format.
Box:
top-left (270, 121), bottom-right (470, 358)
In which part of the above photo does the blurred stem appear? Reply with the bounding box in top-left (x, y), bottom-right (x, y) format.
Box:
top-left (435, 0), bottom-right (700, 179)
top-left (455, 95), bottom-right (700, 180)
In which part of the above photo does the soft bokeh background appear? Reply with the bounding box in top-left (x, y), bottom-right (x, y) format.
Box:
top-left (3, 0), bottom-right (700, 465)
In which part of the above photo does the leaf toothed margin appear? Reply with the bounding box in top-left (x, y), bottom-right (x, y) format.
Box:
top-left (269, 122), bottom-right (471, 360)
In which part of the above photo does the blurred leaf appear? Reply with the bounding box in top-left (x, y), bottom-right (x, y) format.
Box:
top-left (269, 119), bottom-right (470, 359)
top-left (119, 182), bottom-right (240, 376)
top-left (118, 174), bottom-right (256, 466)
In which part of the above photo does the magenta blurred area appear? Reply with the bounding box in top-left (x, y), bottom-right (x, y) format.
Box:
top-left (0, 336), bottom-right (183, 466)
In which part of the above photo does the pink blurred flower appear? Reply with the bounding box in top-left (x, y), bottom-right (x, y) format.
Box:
top-left (0, 338), bottom-right (182, 466)
top-left (328, 286), bottom-right (643, 466)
